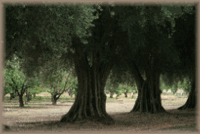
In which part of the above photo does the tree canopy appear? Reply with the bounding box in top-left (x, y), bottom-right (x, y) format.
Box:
top-left (4, 3), bottom-right (196, 123)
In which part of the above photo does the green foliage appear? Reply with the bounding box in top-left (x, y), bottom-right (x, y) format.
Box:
top-left (71, 81), bottom-right (78, 95)
top-left (115, 87), bottom-right (122, 98)
top-left (41, 64), bottom-right (76, 95)
top-left (105, 76), bottom-right (118, 94)
top-left (160, 81), bottom-right (170, 91)
top-left (73, 4), bottom-right (99, 40)
top-left (105, 69), bottom-right (137, 98)
top-left (27, 79), bottom-right (45, 95)
top-left (5, 4), bottom-right (99, 76)
top-left (160, 74), bottom-right (180, 93)
top-left (160, 74), bottom-right (191, 94)
top-left (3, 55), bottom-right (37, 95)
top-left (5, 4), bottom-right (195, 101)
top-left (115, 5), bottom-right (195, 79)
top-left (178, 78), bottom-right (191, 93)
top-left (117, 84), bottom-right (131, 94)
top-left (171, 83), bottom-right (178, 94)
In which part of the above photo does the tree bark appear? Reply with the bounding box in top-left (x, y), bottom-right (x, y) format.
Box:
top-left (52, 95), bottom-right (57, 105)
top-left (11, 78), bottom-right (27, 107)
top-left (60, 52), bottom-right (114, 125)
top-left (60, 67), bottom-right (114, 124)
top-left (51, 93), bottom-right (59, 105)
top-left (51, 81), bottom-right (75, 105)
top-left (126, 60), bottom-right (165, 113)
top-left (178, 78), bottom-right (196, 110)
top-left (19, 94), bottom-right (24, 107)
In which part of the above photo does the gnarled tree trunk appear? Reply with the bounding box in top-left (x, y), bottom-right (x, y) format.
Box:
top-left (126, 60), bottom-right (165, 113)
top-left (60, 51), bottom-right (114, 125)
top-left (178, 78), bottom-right (196, 110)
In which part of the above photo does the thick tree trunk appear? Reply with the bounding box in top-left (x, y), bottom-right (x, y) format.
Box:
top-left (19, 94), bottom-right (24, 107)
top-left (110, 92), bottom-right (114, 98)
top-left (126, 60), bottom-right (165, 113)
top-left (60, 56), bottom-right (114, 125)
top-left (60, 35), bottom-right (117, 124)
top-left (131, 73), bottom-right (165, 113)
top-left (60, 69), bottom-right (114, 124)
top-left (178, 79), bottom-right (196, 110)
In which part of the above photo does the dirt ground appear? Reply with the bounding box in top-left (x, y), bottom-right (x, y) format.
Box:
top-left (2, 93), bottom-right (198, 132)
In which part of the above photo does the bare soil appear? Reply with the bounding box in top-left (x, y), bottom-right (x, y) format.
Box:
top-left (2, 93), bottom-right (198, 132)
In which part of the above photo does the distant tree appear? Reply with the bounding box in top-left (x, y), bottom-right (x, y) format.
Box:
top-left (105, 71), bottom-right (120, 98)
top-left (31, 84), bottom-right (46, 98)
top-left (69, 81), bottom-right (78, 98)
top-left (3, 55), bottom-right (36, 107)
top-left (24, 78), bottom-right (44, 103)
top-left (178, 78), bottom-right (191, 95)
top-left (161, 74), bottom-right (180, 94)
top-left (41, 60), bottom-right (76, 105)
top-left (160, 76), bottom-right (169, 93)
top-left (5, 4), bottom-right (195, 124)
top-left (105, 65), bottom-right (137, 99)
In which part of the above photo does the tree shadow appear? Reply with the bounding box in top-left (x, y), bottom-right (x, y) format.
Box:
top-left (6, 109), bottom-right (197, 132)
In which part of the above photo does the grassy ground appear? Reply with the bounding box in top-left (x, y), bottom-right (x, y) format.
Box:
top-left (2, 93), bottom-right (198, 132)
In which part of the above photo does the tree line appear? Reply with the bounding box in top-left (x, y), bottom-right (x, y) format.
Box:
top-left (4, 4), bottom-right (196, 124)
